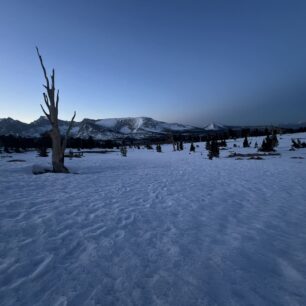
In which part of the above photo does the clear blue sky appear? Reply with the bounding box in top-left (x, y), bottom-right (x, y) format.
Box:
top-left (1, 0), bottom-right (306, 126)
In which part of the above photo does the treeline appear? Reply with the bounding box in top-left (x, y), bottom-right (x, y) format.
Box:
top-left (1, 126), bottom-right (306, 153)
top-left (0, 135), bottom-right (119, 153)
top-left (150, 126), bottom-right (306, 144)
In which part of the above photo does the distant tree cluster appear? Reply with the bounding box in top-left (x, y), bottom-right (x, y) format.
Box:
top-left (0, 134), bottom-right (49, 153)
top-left (0, 134), bottom-right (127, 157)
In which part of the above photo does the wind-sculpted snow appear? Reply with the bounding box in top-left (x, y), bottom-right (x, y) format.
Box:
top-left (0, 134), bottom-right (306, 305)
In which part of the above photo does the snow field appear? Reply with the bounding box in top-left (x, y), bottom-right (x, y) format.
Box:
top-left (0, 133), bottom-right (306, 305)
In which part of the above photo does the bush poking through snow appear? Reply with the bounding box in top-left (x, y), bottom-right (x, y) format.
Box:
top-left (120, 146), bottom-right (127, 157)
top-left (156, 144), bottom-right (162, 153)
top-left (146, 144), bottom-right (153, 150)
top-left (291, 138), bottom-right (306, 149)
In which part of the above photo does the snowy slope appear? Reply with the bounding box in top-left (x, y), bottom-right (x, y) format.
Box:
top-left (92, 117), bottom-right (196, 136)
top-left (204, 122), bottom-right (226, 131)
top-left (0, 133), bottom-right (306, 305)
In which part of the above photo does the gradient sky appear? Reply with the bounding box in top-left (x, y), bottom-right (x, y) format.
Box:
top-left (1, 0), bottom-right (306, 126)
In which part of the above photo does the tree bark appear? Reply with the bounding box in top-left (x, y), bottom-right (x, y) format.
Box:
top-left (36, 47), bottom-right (76, 173)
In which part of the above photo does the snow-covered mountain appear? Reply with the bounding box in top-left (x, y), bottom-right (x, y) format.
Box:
top-left (2, 116), bottom-right (305, 139)
top-left (0, 116), bottom-right (202, 140)
top-left (204, 122), bottom-right (227, 131)
top-left (0, 118), bottom-right (28, 136)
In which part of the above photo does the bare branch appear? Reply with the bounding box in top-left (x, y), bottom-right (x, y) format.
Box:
top-left (51, 69), bottom-right (55, 90)
top-left (55, 90), bottom-right (59, 112)
top-left (40, 104), bottom-right (50, 120)
top-left (61, 111), bottom-right (76, 155)
top-left (66, 111), bottom-right (76, 136)
top-left (36, 47), bottom-right (50, 89)
top-left (43, 93), bottom-right (50, 110)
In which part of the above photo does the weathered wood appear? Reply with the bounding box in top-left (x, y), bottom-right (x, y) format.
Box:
top-left (36, 47), bottom-right (76, 173)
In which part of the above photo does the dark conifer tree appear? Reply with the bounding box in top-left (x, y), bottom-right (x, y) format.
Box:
top-left (190, 142), bottom-right (195, 152)
top-left (208, 140), bottom-right (219, 159)
top-left (87, 136), bottom-right (95, 149)
top-left (179, 141), bottom-right (184, 151)
top-left (259, 135), bottom-right (277, 152)
top-left (243, 136), bottom-right (250, 148)
top-left (271, 130), bottom-right (279, 148)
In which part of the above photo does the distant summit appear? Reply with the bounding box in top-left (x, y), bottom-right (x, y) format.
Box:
top-left (204, 122), bottom-right (226, 131)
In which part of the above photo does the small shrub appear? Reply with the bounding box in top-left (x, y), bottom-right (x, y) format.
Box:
top-left (120, 146), bottom-right (127, 157)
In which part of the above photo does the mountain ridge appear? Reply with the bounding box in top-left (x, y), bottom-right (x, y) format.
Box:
top-left (1, 116), bottom-right (306, 140)
top-left (0, 116), bottom-right (203, 140)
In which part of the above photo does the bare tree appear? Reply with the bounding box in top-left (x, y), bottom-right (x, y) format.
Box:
top-left (36, 47), bottom-right (76, 173)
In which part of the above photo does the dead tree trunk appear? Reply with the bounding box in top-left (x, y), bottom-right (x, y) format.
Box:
top-left (36, 47), bottom-right (76, 173)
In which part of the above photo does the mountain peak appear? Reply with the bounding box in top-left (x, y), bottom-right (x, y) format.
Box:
top-left (31, 116), bottom-right (49, 123)
top-left (204, 122), bottom-right (225, 131)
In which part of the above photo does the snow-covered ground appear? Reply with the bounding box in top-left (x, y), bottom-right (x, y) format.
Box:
top-left (1, 133), bottom-right (306, 306)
